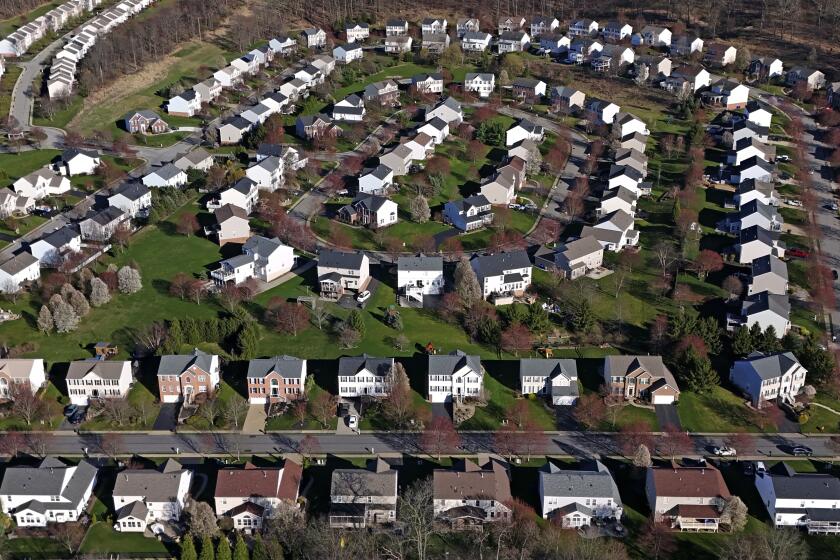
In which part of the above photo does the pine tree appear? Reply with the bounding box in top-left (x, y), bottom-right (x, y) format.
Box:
top-left (748, 322), bottom-right (764, 348)
top-left (232, 533), bottom-right (249, 560)
top-left (37, 305), bottom-right (53, 334)
top-left (168, 320), bottom-right (184, 353)
top-left (198, 534), bottom-right (215, 560)
top-left (346, 309), bottom-right (366, 337)
top-left (180, 534), bottom-right (198, 560)
top-left (454, 257), bottom-right (481, 306)
top-left (759, 326), bottom-right (782, 353)
top-left (571, 299), bottom-right (595, 334)
top-left (236, 323), bottom-right (259, 360)
top-left (731, 326), bottom-right (754, 357)
top-left (251, 535), bottom-right (272, 560)
top-left (216, 537), bottom-right (232, 560)
top-left (89, 277), bottom-right (111, 307)
top-left (679, 346), bottom-right (720, 393)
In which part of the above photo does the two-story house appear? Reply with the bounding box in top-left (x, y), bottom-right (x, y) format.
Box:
top-left (539, 460), bottom-right (622, 526)
top-left (464, 73), bottom-right (495, 98)
top-left (434, 457), bottom-right (511, 528)
top-left (461, 31), bottom-right (491, 52)
top-left (211, 236), bottom-right (295, 286)
top-left (317, 249), bottom-right (370, 299)
top-left (337, 355), bottom-right (394, 398)
top-left (444, 195), bottom-right (494, 232)
top-left (730, 351), bottom-right (807, 407)
top-left (646, 463), bottom-right (731, 532)
top-left (339, 195), bottom-right (398, 229)
top-left (602, 355), bottom-right (680, 405)
top-left (748, 255), bottom-right (788, 296)
top-left (755, 462), bottom-right (840, 533)
top-left (552, 236), bottom-right (604, 280)
top-left (428, 350), bottom-right (482, 403)
top-left (214, 460), bottom-right (302, 531)
top-left (156, 349), bottom-right (220, 405)
top-left (113, 459), bottom-right (192, 533)
top-left (246, 355), bottom-right (306, 405)
top-left (330, 457), bottom-right (398, 528)
top-left (397, 255), bottom-right (444, 306)
top-left (108, 182), bottom-right (151, 219)
top-left (66, 359), bottom-right (133, 406)
top-left (519, 358), bottom-right (579, 405)
top-left (470, 250), bottom-right (532, 300)
top-left (28, 226), bottom-right (81, 267)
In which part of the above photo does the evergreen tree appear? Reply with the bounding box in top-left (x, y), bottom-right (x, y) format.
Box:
top-left (168, 320), bottom-right (184, 353)
top-left (731, 326), bottom-right (754, 357)
top-left (236, 323), bottom-right (260, 360)
top-left (216, 537), bottom-right (231, 560)
top-left (697, 316), bottom-right (722, 354)
top-left (180, 534), bottom-right (198, 560)
top-left (454, 257), bottom-right (481, 306)
top-left (759, 326), bottom-right (783, 353)
top-left (526, 302), bottom-right (551, 333)
top-left (232, 533), bottom-right (249, 560)
top-left (748, 322), bottom-right (764, 348)
top-left (346, 309), bottom-right (366, 338)
top-left (571, 299), bottom-right (595, 334)
top-left (251, 535), bottom-right (272, 560)
top-left (37, 305), bottom-right (53, 334)
top-left (797, 335), bottom-right (836, 386)
top-left (678, 346), bottom-right (720, 393)
top-left (199, 535), bottom-right (215, 560)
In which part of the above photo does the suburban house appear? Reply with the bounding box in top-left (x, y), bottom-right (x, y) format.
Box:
top-left (498, 31), bottom-right (530, 53)
top-left (417, 117), bottom-right (450, 144)
top-left (567, 38), bottom-right (603, 63)
top-left (302, 27), bottom-right (327, 48)
top-left (739, 291), bottom-right (791, 338)
top-left (580, 209), bottom-right (639, 251)
top-left (317, 249), bottom-right (370, 299)
top-left (412, 73), bottom-right (444, 95)
top-left (246, 156), bottom-right (284, 192)
top-left (27, 226), bottom-right (81, 267)
top-left (378, 145), bottom-right (414, 176)
top-left (497, 16), bottom-right (526, 34)
top-left (551, 236), bottom-right (605, 279)
top-left (357, 164), bottom-right (394, 195)
top-left (735, 179), bottom-right (779, 207)
top-left (278, 78), bottom-right (307, 101)
top-left (173, 148), bottom-right (213, 173)
top-left (53, 148), bottom-right (100, 176)
top-left (704, 43), bottom-right (737, 66)
top-left (241, 103), bottom-right (273, 126)
top-left (585, 98), bottom-right (621, 125)
top-left (246, 356), bottom-right (306, 405)
top-left (337, 355), bottom-right (395, 398)
top-left (333, 43), bottom-right (364, 64)
top-left (730, 351), bottom-right (807, 407)
top-left (213, 203), bottom-right (251, 245)
top-left (218, 116), bottom-right (252, 145)
top-left (505, 119), bottom-right (545, 146)
top-left (386, 18), bottom-right (409, 36)
top-left (828, 82), bottom-right (840, 110)
top-left (786, 67), bottom-right (825, 91)
top-left (512, 78), bottom-right (547, 102)
top-left (456, 17), bottom-right (480, 36)
top-left (330, 457), bottom-right (398, 528)
top-left (403, 132), bottom-right (435, 160)
top-left (551, 86), bottom-right (586, 111)
top-left (112, 459), bottom-right (192, 533)
top-left (748, 255), bottom-right (788, 296)
top-left (602, 20), bottom-right (632, 41)
top-left (470, 250), bottom-right (532, 300)
top-left (142, 163), bottom-right (188, 188)
top-left (433, 457), bottom-right (511, 528)
top-left (461, 31), bottom-right (492, 52)
top-left (269, 35), bottom-right (297, 55)
top-left (211, 235), bottom-right (295, 287)
top-left (363, 80), bottom-right (400, 106)
top-left (569, 18), bottom-right (599, 36)
top-left (749, 57), bottom-right (784, 79)
top-left (730, 137), bottom-right (774, 166)
top-left (425, 96), bottom-right (463, 125)
top-left (670, 34), bottom-right (704, 56)
top-left (529, 16), bottom-right (559, 37)
top-left (332, 94), bottom-right (366, 122)
top-left (613, 113), bottom-right (649, 138)
top-left (635, 55), bottom-right (673, 79)
top-left (0, 358), bottom-right (46, 399)
top-left (639, 25), bottom-right (671, 46)
top-left (397, 255), bottom-right (444, 306)
top-left (744, 101), bottom-right (774, 129)
top-left (732, 119), bottom-right (770, 146)
top-left (107, 182), bottom-right (151, 219)
top-left (384, 35), bottom-right (412, 53)
top-left (294, 64), bottom-right (323, 86)
top-left (214, 460), bottom-right (302, 531)
top-left (156, 349), bottom-right (220, 405)
top-left (0, 457), bottom-right (97, 527)
top-left (345, 22), bottom-right (369, 42)
top-left (122, 110), bottom-right (169, 134)
top-left (731, 156), bottom-right (774, 184)
top-left (480, 168), bottom-right (516, 205)
top-left (12, 168), bottom-right (70, 200)
top-left (422, 32), bottom-right (450, 53)
top-left (614, 148), bottom-right (648, 175)
top-left (208, 178), bottom-right (258, 215)
top-left (731, 199), bottom-right (782, 233)
top-left (66, 359), bottom-right (133, 406)
top-left (755, 463), bottom-right (840, 533)
top-left (339, 195), bottom-right (398, 229)
top-left (295, 114), bottom-right (339, 141)
top-left (539, 460), bottom-right (622, 526)
top-left (420, 17), bottom-right (447, 34)
top-left (166, 90), bottom-right (201, 117)
top-left (602, 355), bottom-right (680, 404)
top-left (539, 33), bottom-right (571, 53)
top-left (427, 350), bottom-right (483, 404)
top-left (668, 64), bottom-right (711, 93)
top-left (444, 195), bottom-right (494, 232)
top-left (213, 65), bottom-right (243, 88)
top-left (464, 73), bottom-right (495, 98)
top-left (646, 463), bottom-right (731, 532)
top-left (737, 225), bottom-right (786, 264)
top-left (0, 252), bottom-right (39, 293)
top-left (706, 79), bottom-right (751, 109)
top-left (78, 207), bottom-right (128, 242)
top-left (519, 358), bottom-right (579, 405)
top-left (620, 132), bottom-right (649, 153)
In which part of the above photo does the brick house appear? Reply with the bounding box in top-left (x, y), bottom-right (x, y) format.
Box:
top-left (246, 355), bottom-right (307, 405)
top-left (156, 349), bottom-right (220, 404)
top-left (122, 110), bottom-right (170, 134)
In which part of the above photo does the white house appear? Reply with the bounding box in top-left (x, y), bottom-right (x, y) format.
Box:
top-left (333, 43), bottom-right (363, 64)
top-left (520, 359), bottom-right (579, 405)
top-left (613, 112), bottom-right (649, 137)
top-left (0, 457), bottom-right (97, 527)
top-left (505, 119), bottom-right (545, 146)
top-left (246, 156), bottom-right (284, 192)
top-left (749, 57), bottom-right (784, 79)
top-left (213, 65), bottom-right (242, 88)
top-left (420, 17), bottom-right (447, 34)
top-left (0, 252), bottom-right (40, 293)
top-left (704, 43), bottom-right (737, 66)
top-left (113, 460), bottom-right (193, 533)
top-left (732, 199), bottom-right (783, 232)
top-left (608, 164), bottom-right (645, 193)
top-left (397, 255), bottom-right (443, 306)
top-left (411, 73), bottom-right (444, 95)
top-left (425, 96), bottom-right (463, 125)
top-left (378, 145), bottom-right (413, 176)
top-left (530, 17), bottom-right (559, 37)
top-left (786, 67), bottom-right (826, 91)
top-left (417, 117), bottom-right (449, 145)
top-left (384, 35), bottom-right (412, 53)
top-left (585, 98), bottom-right (621, 125)
top-left (0, 358), bottom-right (47, 398)
top-left (670, 34), bottom-right (704, 56)
top-left (456, 17), bottom-right (480, 37)
top-left (345, 22), bottom-right (369, 42)
top-left (480, 168), bottom-right (517, 205)
top-left (218, 116), bottom-right (252, 145)
top-left (66, 359), bottom-right (133, 406)
top-left (337, 355), bottom-right (394, 398)
top-left (730, 351), bottom-right (806, 407)
top-left (54, 148), bottom-right (100, 176)
top-left (710, 79), bottom-right (750, 109)
top-left (166, 89), bottom-right (200, 117)
top-left (754, 463), bottom-right (840, 533)
top-left (317, 249), bottom-right (370, 299)
top-left (602, 21), bottom-right (632, 41)
top-left (464, 73), bottom-right (495, 98)
top-left (735, 179), bottom-right (779, 208)
top-left (470, 250), bottom-right (532, 300)
top-left (28, 225), bottom-right (82, 267)
top-left (142, 163), bottom-right (188, 188)
top-left (744, 101), bottom-right (773, 129)
top-left (569, 18), bottom-right (599, 36)
top-left (731, 156), bottom-right (774, 185)
top-left (740, 291), bottom-right (791, 338)
top-left (385, 18), bottom-right (409, 36)
top-left (428, 350), bottom-right (482, 403)
top-left (269, 35), bottom-right (297, 55)
top-left (738, 225), bottom-right (785, 264)
top-left (13, 168), bottom-right (70, 200)
top-left (461, 31), bottom-right (491, 52)
top-left (551, 236), bottom-right (605, 279)
top-left (580, 209), bottom-right (639, 252)
top-left (358, 165), bottom-right (394, 195)
top-left (497, 31), bottom-right (530, 53)
top-left (639, 25), bottom-right (671, 47)
top-left (302, 27), bottom-right (327, 48)
top-left (341, 195), bottom-right (398, 229)
top-left (730, 137), bottom-right (774, 166)
top-left (749, 255), bottom-right (788, 296)
top-left (539, 461), bottom-right (622, 527)
top-left (108, 182), bottom-right (152, 218)
top-left (211, 236), bottom-right (295, 286)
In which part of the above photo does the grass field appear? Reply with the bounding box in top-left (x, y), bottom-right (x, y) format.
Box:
top-left (0, 1), bottom-right (60, 36)
top-left (0, 149), bottom-right (60, 181)
top-left (0, 63), bottom-right (22, 118)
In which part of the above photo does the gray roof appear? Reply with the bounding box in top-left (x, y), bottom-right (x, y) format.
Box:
top-left (319, 249), bottom-right (365, 270)
top-left (609, 163), bottom-right (644, 182)
top-left (519, 358), bottom-right (578, 381)
top-left (243, 235), bottom-right (286, 257)
top-left (428, 350), bottom-right (481, 377)
top-left (499, 30), bottom-right (528, 41)
top-left (113, 460), bottom-right (188, 502)
top-left (247, 355), bottom-right (306, 380)
top-left (352, 194), bottom-right (393, 212)
top-left (149, 163), bottom-right (184, 181)
top-left (604, 355), bottom-right (678, 388)
top-left (600, 186), bottom-right (637, 205)
top-left (465, 72), bottom-right (494, 81)
top-left (737, 179), bottom-right (776, 196)
top-left (338, 354), bottom-right (394, 377)
top-left (512, 77), bottom-right (544, 89)
top-left (742, 291), bottom-right (790, 318)
top-left (470, 250), bottom-right (531, 278)
top-left (736, 156), bottom-right (774, 174)
top-left (85, 206), bottom-right (126, 227)
top-left (110, 181), bottom-right (149, 202)
top-left (423, 116), bottom-right (448, 132)
top-left (539, 460), bottom-right (622, 504)
top-left (558, 236), bottom-right (604, 261)
top-left (36, 225), bottom-right (79, 249)
top-left (752, 255), bottom-right (788, 280)
top-left (116, 500), bottom-right (148, 521)
top-left (765, 463), bottom-right (840, 500)
top-left (0, 252), bottom-right (38, 275)
top-left (157, 349), bottom-right (215, 377)
top-left (222, 116), bottom-right (252, 131)
top-left (61, 148), bottom-right (99, 162)
top-left (231, 177), bottom-right (256, 195)
top-left (67, 359), bottom-right (130, 380)
top-left (365, 164), bottom-right (393, 181)
top-left (740, 225), bottom-right (781, 247)
top-left (331, 461), bottom-right (397, 498)
top-left (0, 457), bottom-right (97, 508)
top-left (462, 31), bottom-right (491, 41)
top-left (412, 72), bottom-right (443, 83)
top-left (734, 351), bottom-right (801, 381)
top-left (398, 255), bottom-right (443, 272)
top-left (739, 199), bottom-right (780, 222)
top-left (598, 209), bottom-right (635, 231)
top-left (514, 119), bottom-right (543, 135)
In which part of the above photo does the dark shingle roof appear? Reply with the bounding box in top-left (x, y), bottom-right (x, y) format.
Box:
top-left (246, 355), bottom-right (305, 379)
top-left (319, 249), bottom-right (366, 269)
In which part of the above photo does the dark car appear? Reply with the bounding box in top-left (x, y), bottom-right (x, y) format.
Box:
top-left (834, 270), bottom-right (839, 281)
top-left (63, 404), bottom-right (78, 417)
top-left (68, 411), bottom-right (85, 424)
top-left (789, 445), bottom-right (814, 457)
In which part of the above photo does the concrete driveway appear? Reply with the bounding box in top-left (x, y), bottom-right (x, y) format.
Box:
top-left (242, 404), bottom-right (267, 434)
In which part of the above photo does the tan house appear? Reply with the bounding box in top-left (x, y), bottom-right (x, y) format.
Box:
top-left (602, 355), bottom-right (680, 404)
top-left (156, 350), bottom-right (220, 404)
top-left (433, 457), bottom-right (512, 529)
top-left (646, 463), bottom-right (732, 532)
top-left (0, 359), bottom-right (47, 399)
top-left (246, 356), bottom-right (307, 405)
top-left (214, 204), bottom-right (250, 245)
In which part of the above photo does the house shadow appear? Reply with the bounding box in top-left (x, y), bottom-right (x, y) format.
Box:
top-left (222, 360), bottom-right (249, 399)
top-left (482, 360), bottom-right (519, 391)
top-left (307, 359), bottom-right (339, 394)
top-left (48, 362), bottom-right (70, 399)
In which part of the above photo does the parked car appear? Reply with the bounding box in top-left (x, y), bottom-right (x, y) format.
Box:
top-left (787, 199), bottom-right (802, 207)
top-left (787, 248), bottom-right (810, 259)
top-left (356, 290), bottom-right (371, 303)
top-left (347, 415), bottom-right (358, 430)
top-left (711, 446), bottom-right (737, 457)
top-left (776, 154), bottom-right (790, 162)
top-left (788, 445), bottom-right (813, 457)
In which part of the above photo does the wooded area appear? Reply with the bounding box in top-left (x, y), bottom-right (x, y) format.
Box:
top-left (0, 0), bottom-right (43, 19)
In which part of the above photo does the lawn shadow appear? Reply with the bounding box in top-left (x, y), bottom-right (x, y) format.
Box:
top-left (48, 362), bottom-right (70, 398)
top-left (482, 360), bottom-right (519, 391)
top-left (307, 359), bottom-right (338, 393)
top-left (223, 360), bottom-right (249, 399)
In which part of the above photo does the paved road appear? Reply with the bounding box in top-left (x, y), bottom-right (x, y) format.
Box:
top-left (22, 430), bottom-right (840, 459)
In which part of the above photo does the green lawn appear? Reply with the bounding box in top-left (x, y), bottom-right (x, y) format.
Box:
top-left (79, 522), bottom-right (169, 554)
top-left (599, 404), bottom-right (659, 431)
top-left (184, 379), bottom-right (248, 430)
top-left (80, 378), bottom-right (161, 431)
top-left (460, 363), bottom-right (556, 430)
top-left (0, 63), bottom-right (22, 117)
top-left (0, 149), bottom-right (60, 181)
top-left (677, 387), bottom-right (776, 433)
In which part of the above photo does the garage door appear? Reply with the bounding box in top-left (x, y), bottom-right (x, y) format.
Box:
top-left (652, 394), bottom-right (675, 405)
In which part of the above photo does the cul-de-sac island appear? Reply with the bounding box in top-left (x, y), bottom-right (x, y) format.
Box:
top-left (0, 0), bottom-right (838, 558)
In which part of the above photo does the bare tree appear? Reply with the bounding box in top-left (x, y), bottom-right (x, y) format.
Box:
top-left (653, 241), bottom-right (678, 279)
top-left (399, 478), bottom-right (436, 560)
top-left (224, 397), bottom-right (249, 430)
top-left (10, 385), bottom-right (45, 426)
top-left (53, 522), bottom-right (85, 555)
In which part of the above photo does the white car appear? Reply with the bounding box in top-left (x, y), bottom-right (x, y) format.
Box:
top-left (347, 415), bottom-right (358, 430)
top-left (356, 290), bottom-right (371, 303)
top-left (787, 199), bottom-right (802, 207)
top-left (776, 155), bottom-right (790, 162)
top-left (711, 446), bottom-right (736, 457)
